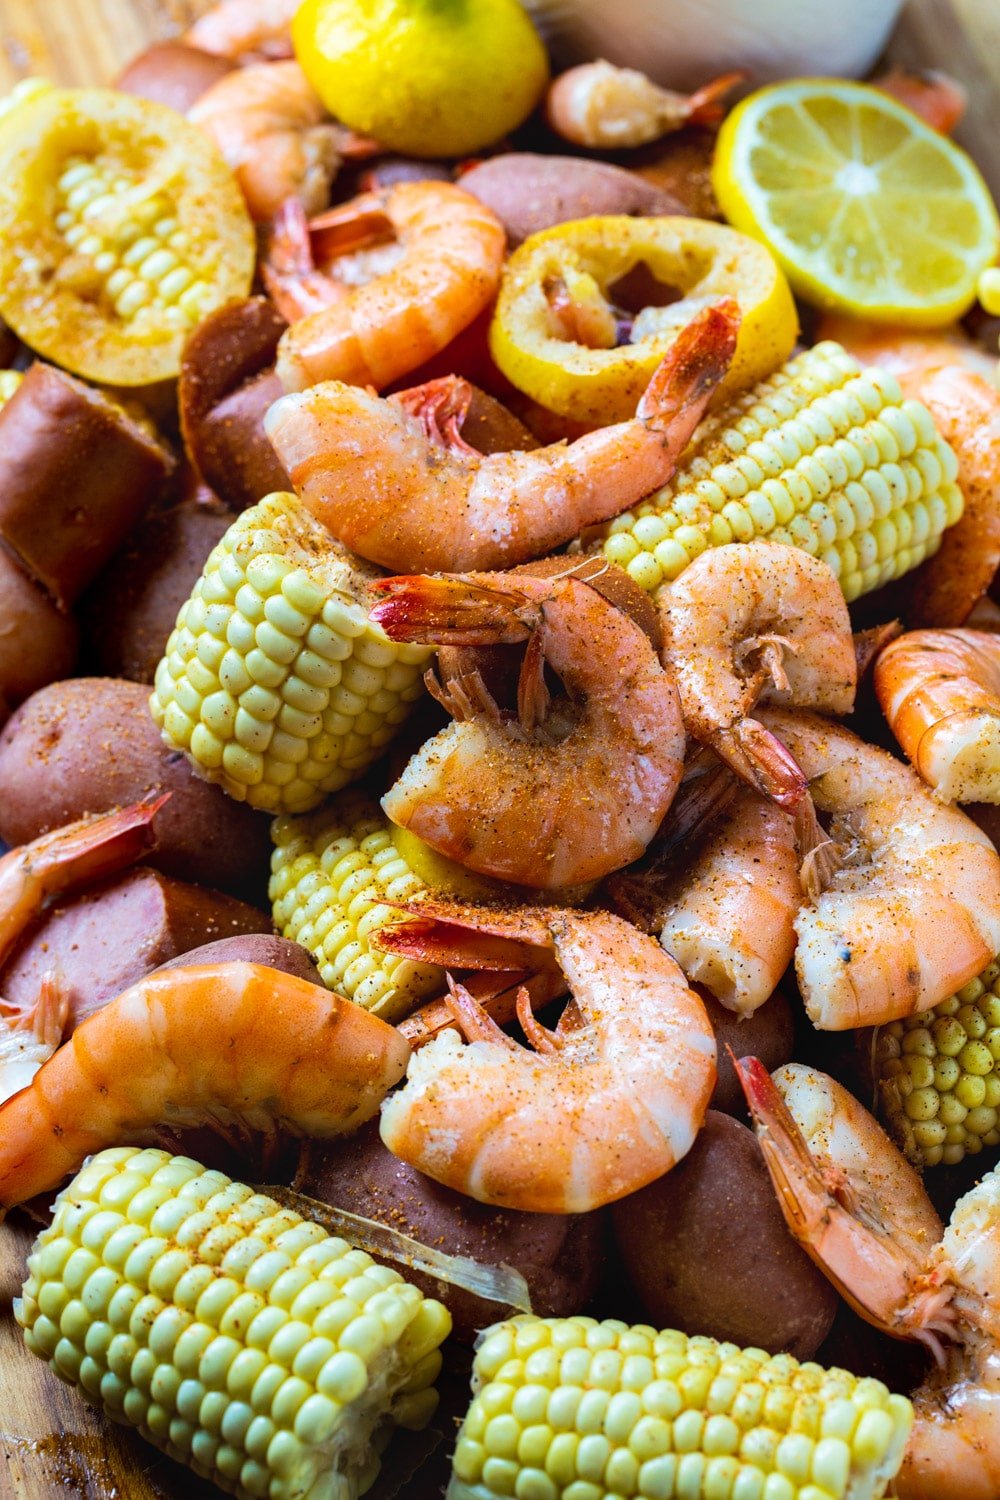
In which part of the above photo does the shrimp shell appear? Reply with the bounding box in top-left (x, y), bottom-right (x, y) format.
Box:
top-left (0, 961), bottom-right (409, 1215)
top-left (379, 904), bottom-right (716, 1213)
top-left (272, 182), bottom-right (506, 392)
top-left (185, 0), bottom-right (298, 62)
top-left (875, 628), bottom-right (1000, 803)
top-left (760, 708), bottom-right (1000, 1028)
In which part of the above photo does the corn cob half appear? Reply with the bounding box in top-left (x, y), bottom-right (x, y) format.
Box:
top-left (450, 1316), bottom-right (913, 1500)
top-left (151, 493), bottom-right (430, 814)
top-left (586, 341), bottom-right (962, 603)
top-left (17, 1147), bottom-right (451, 1500)
top-left (270, 791), bottom-right (446, 1022)
top-left (876, 957), bottom-right (1000, 1167)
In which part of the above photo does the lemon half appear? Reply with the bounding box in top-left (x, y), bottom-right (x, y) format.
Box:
top-left (713, 79), bottom-right (999, 326)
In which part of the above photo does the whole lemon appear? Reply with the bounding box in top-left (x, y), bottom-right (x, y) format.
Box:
top-left (292, 0), bottom-right (550, 158)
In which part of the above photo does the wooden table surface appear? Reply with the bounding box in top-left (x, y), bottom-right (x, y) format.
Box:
top-left (0, 1), bottom-right (998, 1496)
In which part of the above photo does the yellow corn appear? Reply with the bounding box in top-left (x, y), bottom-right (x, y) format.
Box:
top-left (0, 369), bottom-right (22, 407)
top-left (0, 77), bottom-right (53, 124)
top-left (270, 791), bottom-right (444, 1022)
top-left (151, 492), bottom-right (430, 814)
top-left (51, 154), bottom-right (220, 333)
top-left (17, 1147), bottom-right (451, 1500)
top-left (450, 1316), bottom-right (913, 1500)
top-left (876, 957), bottom-right (1000, 1167)
top-left (588, 341), bottom-right (962, 603)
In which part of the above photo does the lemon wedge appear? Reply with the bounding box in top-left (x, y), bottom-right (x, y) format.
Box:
top-left (713, 79), bottom-right (999, 326)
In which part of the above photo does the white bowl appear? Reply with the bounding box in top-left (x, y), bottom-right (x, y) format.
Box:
top-left (527, 0), bottom-right (906, 90)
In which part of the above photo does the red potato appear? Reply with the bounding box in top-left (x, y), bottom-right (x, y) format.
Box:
top-left (158, 934), bottom-right (319, 983)
top-left (611, 1111), bottom-right (839, 1358)
top-left (115, 41), bottom-right (236, 114)
top-left (1, 867), bottom-right (270, 1034)
top-left (0, 679), bottom-right (271, 903)
top-left (80, 497), bottom-right (231, 684)
top-left (0, 550), bottom-right (78, 716)
top-left (458, 153), bottom-right (686, 246)
top-left (703, 986), bottom-right (796, 1115)
top-left (300, 1119), bottom-right (606, 1342)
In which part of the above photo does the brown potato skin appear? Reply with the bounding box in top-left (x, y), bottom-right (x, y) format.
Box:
top-left (611, 1111), bottom-right (838, 1358)
top-left (703, 987), bottom-right (796, 1116)
top-left (459, 153), bottom-right (686, 246)
top-left (80, 498), bottom-right (231, 684)
top-left (301, 1120), bottom-right (606, 1342)
top-left (0, 549), bottom-right (78, 712)
top-left (1, 867), bottom-right (270, 1033)
top-left (159, 934), bottom-right (319, 985)
top-left (115, 42), bottom-right (236, 114)
top-left (0, 679), bottom-right (271, 902)
top-left (0, 364), bottom-right (172, 607)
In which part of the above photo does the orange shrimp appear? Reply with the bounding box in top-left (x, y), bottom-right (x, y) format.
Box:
top-left (265, 300), bottom-right (739, 573)
top-left (875, 629), bottom-right (1000, 804)
top-left (377, 902), bottom-right (716, 1213)
top-left (545, 59), bottom-right (745, 148)
top-left (188, 60), bottom-right (368, 223)
top-left (371, 567), bottom-right (685, 888)
top-left (266, 181), bottom-right (506, 392)
top-left (185, 0), bottom-right (299, 62)
top-left (0, 961), bottom-right (410, 1217)
top-left (874, 67), bottom-right (968, 135)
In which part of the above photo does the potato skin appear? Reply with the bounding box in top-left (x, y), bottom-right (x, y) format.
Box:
top-left (0, 678), bottom-right (271, 902)
top-left (301, 1120), bottom-right (606, 1342)
top-left (1, 867), bottom-right (270, 1032)
top-left (459, 153), bottom-right (685, 246)
top-left (611, 1111), bottom-right (838, 1358)
top-left (703, 987), bottom-right (796, 1116)
top-left (115, 41), bottom-right (235, 114)
top-left (159, 934), bottom-right (319, 985)
top-left (0, 550), bottom-right (78, 714)
top-left (80, 498), bottom-right (231, 684)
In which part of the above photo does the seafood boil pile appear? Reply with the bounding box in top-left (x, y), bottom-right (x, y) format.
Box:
top-left (2, 1), bottom-right (1000, 1497)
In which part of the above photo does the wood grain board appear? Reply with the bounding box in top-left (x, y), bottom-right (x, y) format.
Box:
top-left (0, 1), bottom-right (998, 1496)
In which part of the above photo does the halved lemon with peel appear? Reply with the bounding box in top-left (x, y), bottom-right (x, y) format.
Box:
top-left (713, 79), bottom-right (999, 326)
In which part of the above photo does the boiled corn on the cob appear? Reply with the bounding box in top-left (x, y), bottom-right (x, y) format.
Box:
top-left (270, 791), bottom-right (444, 1022)
top-left (587, 341), bottom-right (962, 603)
top-left (449, 1316), bottom-right (913, 1500)
top-left (877, 957), bottom-right (1000, 1167)
top-left (17, 1147), bottom-right (452, 1500)
top-left (151, 493), bottom-right (430, 814)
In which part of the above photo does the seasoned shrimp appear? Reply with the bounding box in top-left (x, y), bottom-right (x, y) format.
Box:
top-left (371, 568), bottom-right (685, 888)
top-left (0, 961), bottom-right (410, 1216)
top-left (266, 300), bottom-right (739, 573)
top-left (659, 541), bottom-right (857, 811)
top-left (740, 1059), bottom-right (1000, 1500)
top-left (264, 181), bottom-right (506, 392)
top-left (760, 708), bottom-right (1000, 1028)
top-left (875, 629), bottom-right (1000, 803)
top-left (185, 0), bottom-right (299, 62)
top-left (874, 67), bottom-right (968, 134)
top-left (188, 60), bottom-right (358, 223)
top-left (378, 902), bottom-right (716, 1213)
top-left (613, 784), bottom-right (800, 1017)
top-left (545, 59), bottom-right (744, 148)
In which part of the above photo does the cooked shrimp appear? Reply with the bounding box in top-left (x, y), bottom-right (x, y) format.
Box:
top-left (875, 629), bottom-right (1000, 803)
top-left (0, 978), bottom-right (68, 1106)
top-left (739, 1058), bottom-right (1000, 1500)
top-left (658, 541), bottom-right (857, 811)
top-left (370, 568), bottom-right (685, 888)
top-left (813, 314), bottom-right (998, 387)
top-left (264, 181), bottom-right (506, 392)
top-left (546, 59), bottom-right (744, 148)
top-left (760, 708), bottom-right (1000, 1028)
top-left (185, 0), bottom-right (299, 62)
top-left (0, 961), bottom-right (410, 1216)
top-left (266, 300), bottom-right (739, 573)
top-left (378, 902), bottom-right (716, 1213)
top-left (874, 67), bottom-right (968, 134)
top-left (188, 60), bottom-right (351, 223)
top-left (614, 784), bottom-right (800, 1017)
top-left (0, 798), bottom-right (163, 984)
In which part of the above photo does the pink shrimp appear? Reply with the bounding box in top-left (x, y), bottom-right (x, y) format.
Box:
top-left (184, 0), bottom-right (299, 63)
top-left (546, 59), bottom-right (745, 148)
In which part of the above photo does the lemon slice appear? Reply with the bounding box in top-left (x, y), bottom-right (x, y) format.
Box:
top-left (713, 79), bottom-right (1000, 326)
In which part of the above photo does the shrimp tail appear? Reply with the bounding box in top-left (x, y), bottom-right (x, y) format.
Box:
top-left (371, 914), bottom-right (547, 973)
top-left (714, 717), bottom-right (807, 810)
top-left (682, 69), bottom-right (748, 126)
top-left (262, 198), bottom-right (346, 321)
top-left (370, 575), bottom-right (534, 646)
top-left (736, 1056), bottom-right (959, 1354)
top-left (875, 66), bottom-right (968, 134)
top-left (21, 793), bottom-right (169, 899)
top-left (398, 967), bottom-right (567, 1048)
top-left (390, 376), bottom-right (478, 457)
top-left (636, 299), bottom-right (740, 431)
top-left (854, 620), bottom-right (903, 680)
